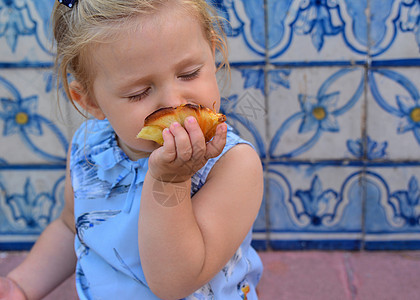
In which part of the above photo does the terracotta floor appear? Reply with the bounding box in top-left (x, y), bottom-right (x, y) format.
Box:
top-left (1, 250), bottom-right (420, 299)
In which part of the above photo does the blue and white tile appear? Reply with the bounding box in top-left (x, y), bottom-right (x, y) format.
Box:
top-left (0, 68), bottom-right (83, 164)
top-left (364, 165), bottom-right (420, 250)
top-left (0, 168), bottom-right (65, 250)
top-left (268, 66), bottom-right (365, 160)
top-left (214, 0), bottom-right (266, 64)
top-left (266, 163), bottom-right (363, 250)
top-left (367, 67), bottom-right (420, 160)
top-left (0, 0), bottom-right (55, 65)
top-left (369, 0), bottom-right (420, 64)
top-left (219, 67), bottom-right (268, 159)
top-left (267, 0), bottom-right (368, 65)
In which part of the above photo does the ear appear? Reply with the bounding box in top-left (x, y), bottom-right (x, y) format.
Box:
top-left (69, 81), bottom-right (106, 120)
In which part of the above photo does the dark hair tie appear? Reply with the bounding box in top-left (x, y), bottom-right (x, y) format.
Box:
top-left (58, 0), bottom-right (78, 8)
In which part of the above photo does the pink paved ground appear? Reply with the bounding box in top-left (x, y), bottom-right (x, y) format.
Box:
top-left (1, 251), bottom-right (420, 299)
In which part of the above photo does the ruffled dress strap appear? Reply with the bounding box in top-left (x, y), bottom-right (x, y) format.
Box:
top-left (71, 119), bottom-right (148, 214)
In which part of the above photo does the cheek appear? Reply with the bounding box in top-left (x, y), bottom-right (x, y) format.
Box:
top-left (114, 121), bottom-right (158, 151)
top-left (206, 79), bottom-right (221, 110)
top-left (106, 109), bottom-right (145, 139)
top-left (113, 123), bottom-right (138, 144)
top-left (196, 73), bottom-right (220, 106)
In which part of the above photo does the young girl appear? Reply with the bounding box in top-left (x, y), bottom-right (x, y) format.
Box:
top-left (0, 0), bottom-right (263, 299)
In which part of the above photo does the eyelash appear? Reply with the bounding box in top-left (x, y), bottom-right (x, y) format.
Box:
top-left (179, 68), bottom-right (201, 80)
top-left (127, 68), bottom-right (201, 102)
top-left (128, 87), bottom-right (151, 102)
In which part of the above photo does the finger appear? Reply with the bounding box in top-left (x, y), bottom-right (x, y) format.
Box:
top-left (170, 122), bottom-right (192, 162)
top-left (159, 128), bottom-right (177, 163)
top-left (184, 117), bottom-right (206, 161)
top-left (205, 123), bottom-right (227, 159)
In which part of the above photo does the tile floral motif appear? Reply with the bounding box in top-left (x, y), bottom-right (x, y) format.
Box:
top-left (214, 0), bottom-right (266, 63)
top-left (0, 169), bottom-right (65, 249)
top-left (0, 0), bottom-right (54, 64)
top-left (219, 67), bottom-right (267, 158)
top-left (268, 67), bottom-right (364, 160)
top-left (266, 0), bottom-right (420, 64)
top-left (367, 68), bottom-right (420, 159)
top-left (346, 136), bottom-right (388, 160)
top-left (0, 69), bottom-right (72, 164)
top-left (373, 0), bottom-right (420, 61)
top-left (364, 166), bottom-right (420, 250)
top-left (266, 163), bottom-right (363, 250)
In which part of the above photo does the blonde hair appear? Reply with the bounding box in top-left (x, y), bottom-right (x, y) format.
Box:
top-left (52, 0), bottom-right (229, 108)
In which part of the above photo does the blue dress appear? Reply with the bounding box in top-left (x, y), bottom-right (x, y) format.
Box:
top-left (70, 119), bottom-right (263, 299)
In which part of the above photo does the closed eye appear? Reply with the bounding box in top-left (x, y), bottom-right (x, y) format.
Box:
top-left (127, 87), bottom-right (151, 102)
top-left (179, 68), bottom-right (201, 81)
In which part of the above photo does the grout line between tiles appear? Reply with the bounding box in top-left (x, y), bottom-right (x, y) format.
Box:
top-left (360, 0), bottom-right (373, 250)
top-left (263, 0), bottom-right (271, 250)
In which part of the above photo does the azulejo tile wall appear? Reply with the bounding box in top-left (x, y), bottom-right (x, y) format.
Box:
top-left (0, 0), bottom-right (419, 251)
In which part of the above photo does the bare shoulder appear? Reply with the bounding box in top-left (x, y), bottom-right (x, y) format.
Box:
top-left (208, 143), bottom-right (263, 184)
top-left (197, 142), bottom-right (264, 219)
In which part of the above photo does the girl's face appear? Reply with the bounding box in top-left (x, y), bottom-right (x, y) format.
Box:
top-left (80, 4), bottom-right (220, 161)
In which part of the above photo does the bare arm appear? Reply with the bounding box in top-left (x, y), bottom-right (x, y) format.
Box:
top-left (6, 150), bottom-right (77, 300)
top-left (139, 119), bottom-right (263, 299)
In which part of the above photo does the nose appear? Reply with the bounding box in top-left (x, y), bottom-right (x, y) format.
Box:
top-left (159, 83), bottom-right (188, 108)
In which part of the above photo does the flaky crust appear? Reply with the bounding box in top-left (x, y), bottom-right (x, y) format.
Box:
top-left (137, 103), bottom-right (226, 145)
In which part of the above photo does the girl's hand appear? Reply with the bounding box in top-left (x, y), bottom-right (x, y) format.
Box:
top-left (0, 277), bottom-right (27, 300)
top-left (148, 116), bottom-right (227, 183)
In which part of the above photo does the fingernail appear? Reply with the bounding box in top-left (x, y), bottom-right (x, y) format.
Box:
top-left (186, 116), bottom-right (196, 124)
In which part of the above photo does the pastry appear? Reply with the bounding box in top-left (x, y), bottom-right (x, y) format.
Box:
top-left (136, 103), bottom-right (226, 145)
